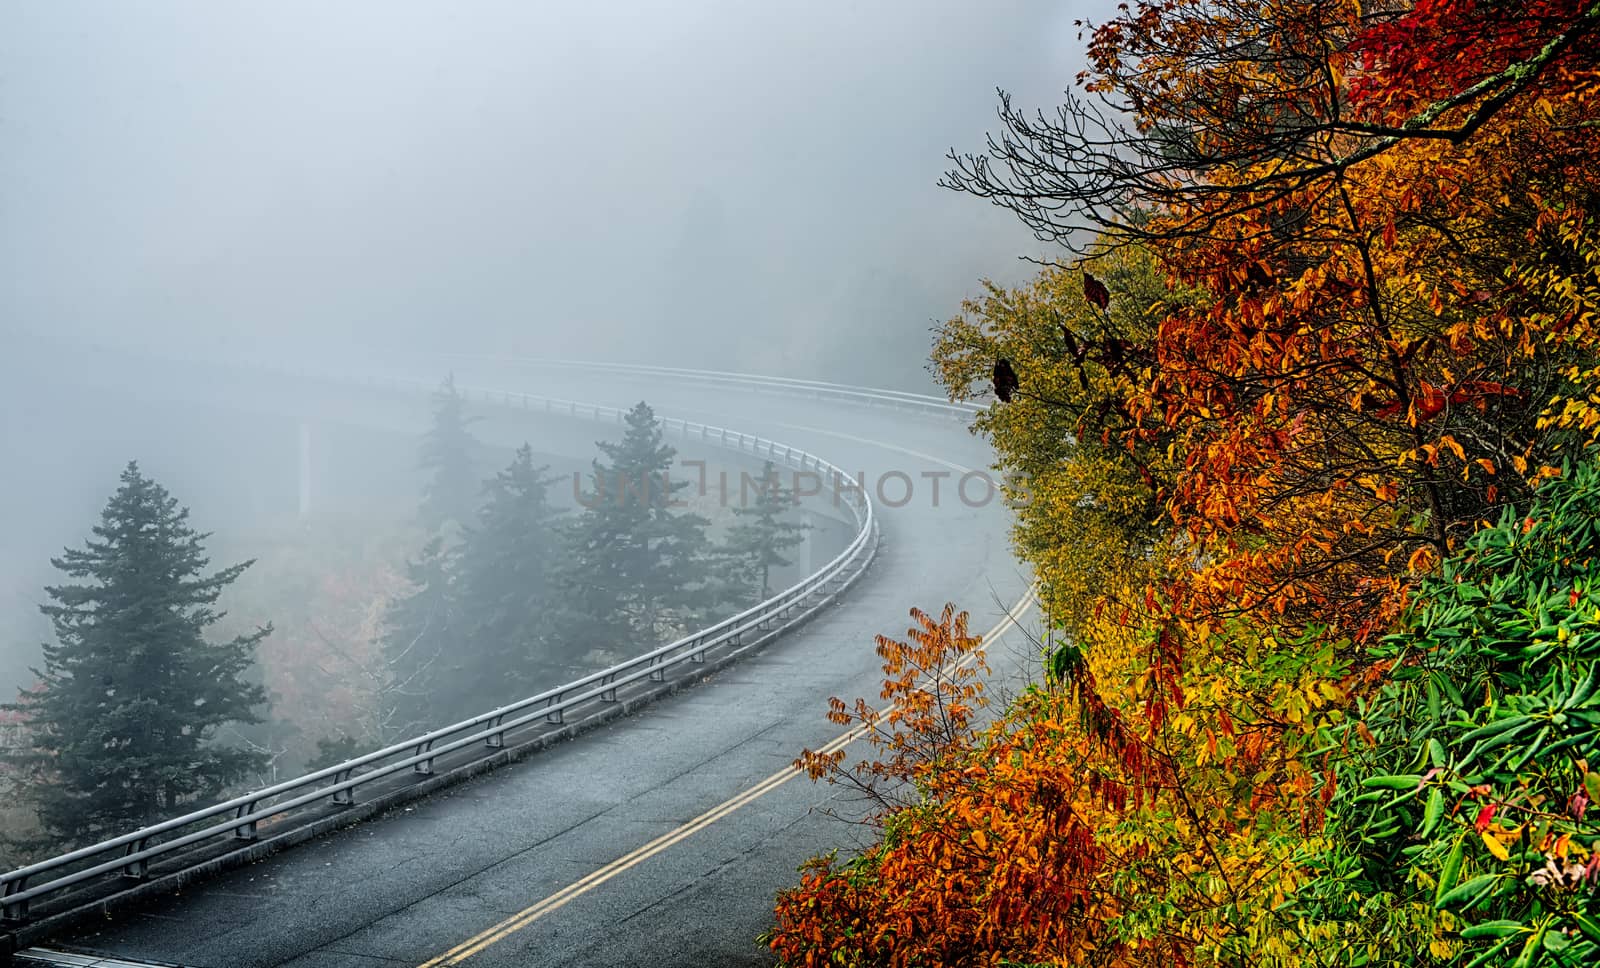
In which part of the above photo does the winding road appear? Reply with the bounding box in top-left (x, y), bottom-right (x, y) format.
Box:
top-left (14, 355), bottom-right (1037, 968)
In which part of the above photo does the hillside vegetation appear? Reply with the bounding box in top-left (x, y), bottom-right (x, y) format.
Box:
top-left (770, 2), bottom-right (1600, 965)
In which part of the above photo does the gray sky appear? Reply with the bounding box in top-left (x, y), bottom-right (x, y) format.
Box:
top-left (1, 1), bottom-right (1098, 388)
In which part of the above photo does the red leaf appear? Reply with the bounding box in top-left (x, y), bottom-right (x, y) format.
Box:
top-left (1474, 802), bottom-right (1497, 832)
top-left (1084, 272), bottom-right (1111, 310)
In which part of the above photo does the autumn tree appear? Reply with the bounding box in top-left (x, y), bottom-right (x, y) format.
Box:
top-left (944, 0), bottom-right (1600, 253)
top-left (777, 1), bottom-right (1600, 963)
top-left (943, 0), bottom-right (1600, 638)
top-left (933, 244), bottom-right (1186, 641)
top-left (1, 463), bottom-right (269, 845)
top-left (772, 605), bottom-right (1187, 966)
top-left (0, 694), bottom-right (43, 866)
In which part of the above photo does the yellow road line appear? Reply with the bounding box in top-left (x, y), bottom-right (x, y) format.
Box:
top-left (415, 591), bottom-right (1035, 967)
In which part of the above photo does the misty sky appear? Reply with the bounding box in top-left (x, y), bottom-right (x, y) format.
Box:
top-left (1, 1), bottom-right (1103, 388)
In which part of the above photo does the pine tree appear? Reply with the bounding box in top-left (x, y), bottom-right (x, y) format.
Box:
top-left (723, 460), bottom-right (809, 604)
top-left (1, 463), bottom-right (269, 844)
top-left (449, 444), bottom-right (568, 711)
top-left (418, 374), bottom-right (481, 532)
top-left (558, 402), bottom-right (712, 666)
top-left (377, 536), bottom-right (455, 739)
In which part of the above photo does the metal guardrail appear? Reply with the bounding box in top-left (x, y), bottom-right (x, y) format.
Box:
top-left (1, 374), bottom-right (877, 925)
top-left (426, 355), bottom-right (986, 420)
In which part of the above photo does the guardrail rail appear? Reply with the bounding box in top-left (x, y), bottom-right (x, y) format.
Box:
top-left (420, 355), bottom-right (986, 421)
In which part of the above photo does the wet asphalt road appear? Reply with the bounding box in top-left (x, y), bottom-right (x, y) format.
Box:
top-left (30, 359), bottom-right (1037, 968)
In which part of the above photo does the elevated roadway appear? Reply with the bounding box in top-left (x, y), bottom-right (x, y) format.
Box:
top-left (11, 356), bottom-right (1037, 968)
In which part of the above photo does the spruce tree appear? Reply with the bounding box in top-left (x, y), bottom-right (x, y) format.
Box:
top-left (723, 460), bottom-right (809, 604)
top-left (449, 444), bottom-right (568, 711)
top-left (1, 463), bottom-right (269, 844)
top-left (418, 374), bottom-right (481, 532)
top-left (377, 536), bottom-right (455, 739)
top-left (559, 402), bottom-right (712, 666)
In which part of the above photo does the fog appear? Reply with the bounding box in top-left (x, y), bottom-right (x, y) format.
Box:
top-left (0, 0), bottom-right (1099, 803)
top-left (2, 0), bottom-right (1090, 387)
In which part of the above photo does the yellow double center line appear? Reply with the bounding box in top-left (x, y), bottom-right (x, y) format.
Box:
top-left (416, 590), bottom-right (1034, 966)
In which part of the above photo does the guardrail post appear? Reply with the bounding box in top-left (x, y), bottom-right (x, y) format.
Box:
top-left (484, 714), bottom-right (505, 748)
top-left (600, 673), bottom-right (617, 702)
top-left (545, 695), bottom-right (564, 724)
top-left (3, 875), bottom-right (29, 922)
top-left (413, 738), bottom-right (436, 775)
top-left (234, 802), bottom-right (259, 840)
top-left (122, 839), bottom-right (150, 880)
top-left (330, 767), bottom-right (356, 805)
top-left (648, 655), bottom-right (665, 682)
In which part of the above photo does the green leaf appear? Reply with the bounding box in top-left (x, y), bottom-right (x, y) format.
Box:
top-left (1463, 933), bottom-right (1519, 968)
top-left (1561, 664), bottom-right (1597, 709)
top-left (1437, 873), bottom-right (1498, 908)
top-left (1508, 725), bottom-right (1551, 771)
top-left (1510, 926), bottom-right (1543, 968)
top-left (1435, 836), bottom-right (1466, 906)
top-left (1362, 774), bottom-right (1423, 790)
top-left (1459, 714), bottom-right (1533, 747)
top-left (1573, 911), bottom-right (1600, 944)
top-left (1421, 787), bottom-right (1444, 837)
top-left (1460, 920), bottom-right (1525, 940)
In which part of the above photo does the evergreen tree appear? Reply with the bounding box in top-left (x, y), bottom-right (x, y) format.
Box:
top-left (449, 444), bottom-right (568, 711)
top-left (418, 374), bottom-right (480, 532)
top-left (723, 460), bottom-right (809, 604)
top-left (558, 402), bottom-right (712, 666)
top-left (377, 536), bottom-right (455, 739)
top-left (1, 463), bottom-right (269, 844)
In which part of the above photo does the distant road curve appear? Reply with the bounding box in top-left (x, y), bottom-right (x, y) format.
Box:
top-left (15, 355), bottom-right (1037, 968)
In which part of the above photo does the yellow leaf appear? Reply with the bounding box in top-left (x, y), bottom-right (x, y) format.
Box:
top-left (1481, 829), bottom-right (1511, 861)
top-left (972, 829), bottom-right (988, 851)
